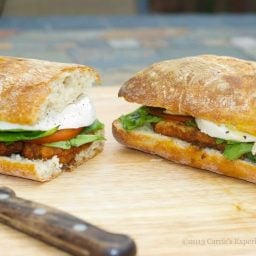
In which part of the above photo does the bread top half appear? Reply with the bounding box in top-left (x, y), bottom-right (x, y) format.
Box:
top-left (119, 55), bottom-right (256, 136)
top-left (0, 56), bottom-right (99, 125)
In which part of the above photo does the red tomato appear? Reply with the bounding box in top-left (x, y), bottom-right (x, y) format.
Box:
top-left (148, 107), bottom-right (194, 122)
top-left (29, 127), bottom-right (83, 144)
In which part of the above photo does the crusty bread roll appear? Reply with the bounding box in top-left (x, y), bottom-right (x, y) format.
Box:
top-left (0, 56), bottom-right (104, 182)
top-left (119, 55), bottom-right (256, 136)
top-left (113, 55), bottom-right (256, 184)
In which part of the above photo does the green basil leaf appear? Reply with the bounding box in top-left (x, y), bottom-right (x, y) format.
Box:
top-left (245, 152), bottom-right (256, 163)
top-left (223, 143), bottom-right (253, 160)
top-left (185, 120), bottom-right (197, 128)
top-left (119, 106), bottom-right (162, 131)
top-left (45, 134), bottom-right (104, 149)
top-left (0, 129), bottom-right (32, 132)
top-left (0, 126), bottom-right (58, 142)
top-left (82, 119), bottom-right (104, 134)
top-left (44, 141), bottom-right (71, 150)
top-left (226, 140), bottom-right (239, 145)
top-left (70, 134), bottom-right (104, 147)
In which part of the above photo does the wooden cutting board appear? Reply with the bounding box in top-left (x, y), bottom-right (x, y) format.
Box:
top-left (1, 86), bottom-right (256, 256)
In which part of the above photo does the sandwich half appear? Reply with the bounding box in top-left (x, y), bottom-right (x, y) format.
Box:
top-left (0, 56), bottom-right (104, 181)
top-left (112, 55), bottom-right (256, 183)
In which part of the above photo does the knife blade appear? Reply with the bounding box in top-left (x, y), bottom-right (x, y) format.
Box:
top-left (0, 187), bottom-right (136, 256)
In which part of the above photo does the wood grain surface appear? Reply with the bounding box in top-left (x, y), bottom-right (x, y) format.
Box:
top-left (1, 86), bottom-right (256, 256)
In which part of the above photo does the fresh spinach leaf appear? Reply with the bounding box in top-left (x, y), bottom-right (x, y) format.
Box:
top-left (119, 106), bottom-right (162, 131)
top-left (45, 134), bottom-right (104, 149)
top-left (223, 143), bottom-right (253, 160)
top-left (0, 126), bottom-right (58, 142)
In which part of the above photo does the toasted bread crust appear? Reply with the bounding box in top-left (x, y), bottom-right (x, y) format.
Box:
top-left (0, 156), bottom-right (62, 182)
top-left (119, 55), bottom-right (256, 135)
top-left (112, 120), bottom-right (256, 184)
top-left (0, 56), bottom-right (99, 125)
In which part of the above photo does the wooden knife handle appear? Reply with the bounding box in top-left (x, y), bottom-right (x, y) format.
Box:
top-left (0, 187), bottom-right (136, 256)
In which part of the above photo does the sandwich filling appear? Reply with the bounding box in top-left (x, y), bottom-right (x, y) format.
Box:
top-left (0, 96), bottom-right (104, 166)
top-left (119, 106), bottom-right (256, 163)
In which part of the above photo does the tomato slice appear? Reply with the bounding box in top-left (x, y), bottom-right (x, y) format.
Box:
top-left (148, 107), bottom-right (194, 122)
top-left (28, 127), bottom-right (83, 144)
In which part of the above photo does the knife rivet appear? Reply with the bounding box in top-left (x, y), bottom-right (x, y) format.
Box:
top-left (33, 208), bottom-right (47, 215)
top-left (110, 249), bottom-right (119, 256)
top-left (73, 223), bottom-right (87, 232)
top-left (0, 193), bottom-right (10, 200)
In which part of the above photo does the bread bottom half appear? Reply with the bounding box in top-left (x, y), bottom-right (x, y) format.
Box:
top-left (112, 120), bottom-right (256, 184)
top-left (0, 132), bottom-right (104, 182)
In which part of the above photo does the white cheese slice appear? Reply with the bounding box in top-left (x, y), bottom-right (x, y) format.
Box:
top-left (195, 118), bottom-right (256, 142)
top-left (252, 143), bottom-right (256, 155)
top-left (0, 96), bottom-right (96, 131)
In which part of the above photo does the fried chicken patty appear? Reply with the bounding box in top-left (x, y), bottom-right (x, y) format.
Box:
top-left (22, 143), bottom-right (91, 165)
top-left (0, 141), bottom-right (91, 166)
top-left (0, 142), bottom-right (24, 156)
top-left (154, 120), bottom-right (225, 151)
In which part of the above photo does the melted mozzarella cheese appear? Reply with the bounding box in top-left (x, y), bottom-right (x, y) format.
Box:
top-left (0, 96), bottom-right (96, 131)
top-left (195, 118), bottom-right (256, 142)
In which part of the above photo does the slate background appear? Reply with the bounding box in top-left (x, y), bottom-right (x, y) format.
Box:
top-left (0, 15), bottom-right (255, 85)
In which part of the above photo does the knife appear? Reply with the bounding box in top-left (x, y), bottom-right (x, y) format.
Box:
top-left (0, 187), bottom-right (136, 256)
